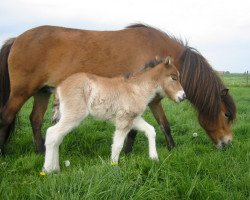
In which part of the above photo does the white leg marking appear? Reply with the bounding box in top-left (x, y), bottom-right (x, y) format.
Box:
top-left (43, 89), bottom-right (88, 173)
top-left (133, 117), bottom-right (158, 160)
top-left (111, 129), bottom-right (129, 163)
top-left (43, 117), bottom-right (83, 173)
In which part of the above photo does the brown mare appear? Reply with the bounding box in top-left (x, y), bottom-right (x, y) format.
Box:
top-left (0, 24), bottom-right (236, 155)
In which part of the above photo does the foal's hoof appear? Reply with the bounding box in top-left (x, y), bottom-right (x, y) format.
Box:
top-left (42, 166), bottom-right (60, 174)
top-left (150, 154), bottom-right (159, 161)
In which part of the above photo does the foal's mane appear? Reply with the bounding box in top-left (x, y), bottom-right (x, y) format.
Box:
top-left (124, 58), bottom-right (163, 79)
top-left (126, 23), bottom-right (236, 122)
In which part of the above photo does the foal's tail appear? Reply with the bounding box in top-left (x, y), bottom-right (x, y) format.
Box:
top-left (0, 38), bottom-right (16, 142)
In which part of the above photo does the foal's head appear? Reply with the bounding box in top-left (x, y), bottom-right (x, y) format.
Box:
top-left (157, 56), bottom-right (186, 103)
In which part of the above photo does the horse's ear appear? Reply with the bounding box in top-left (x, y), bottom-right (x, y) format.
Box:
top-left (221, 88), bottom-right (229, 97)
top-left (163, 56), bottom-right (173, 65)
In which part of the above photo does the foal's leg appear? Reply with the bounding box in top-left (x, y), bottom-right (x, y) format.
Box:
top-left (111, 128), bottom-right (131, 164)
top-left (133, 117), bottom-right (158, 160)
top-left (149, 100), bottom-right (175, 150)
top-left (43, 116), bottom-right (85, 173)
top-left (43, 89), bottom-right (88, 173)
top-left (124, 100), bottom-right (175, 154)
top-left (30, 91), bottom-right (51, 154)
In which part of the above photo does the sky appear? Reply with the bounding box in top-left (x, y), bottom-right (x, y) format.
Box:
top-left (0, 0), bottom-right (249, 73)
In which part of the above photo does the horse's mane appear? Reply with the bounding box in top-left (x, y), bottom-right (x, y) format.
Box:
top-left (126, 23), bottom-right (186, 46)
top-left (180, 47), bottom-right (236, 122)
top-left (126, 23), bottom-right (236, 122)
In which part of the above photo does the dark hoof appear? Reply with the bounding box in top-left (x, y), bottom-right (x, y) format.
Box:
top-left (36, 145), bottom-right (45, 154)
top-left (124, 146), bottom-right (133, 155)
top-left (36, 139), bottom-right (45, 154)
top-left (0, 147), bottom-right (5, 156)
top-left (167, 142), bottom-right (176, 151)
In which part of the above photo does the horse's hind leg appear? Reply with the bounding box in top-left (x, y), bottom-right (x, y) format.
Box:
top-left (51, 92), bottom-right (60, 124)
top-left (0, 93), bottom-right (30, 155)
top-left (30, 91), bottom-right (51, 154)
top-left (124, 129), bottom-right (138, 154)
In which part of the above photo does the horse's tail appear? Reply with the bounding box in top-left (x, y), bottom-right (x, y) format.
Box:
top-left (0, 38), bottom-right (16, 143)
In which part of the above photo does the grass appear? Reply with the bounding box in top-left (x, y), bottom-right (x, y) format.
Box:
top-left (220, 73), bottom-right (250, 87)
top-left (0, 75), bottom-right (250, 199)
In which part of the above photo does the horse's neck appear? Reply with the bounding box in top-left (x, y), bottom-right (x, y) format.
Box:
top-left (128, 67), bottom-right (163, 102)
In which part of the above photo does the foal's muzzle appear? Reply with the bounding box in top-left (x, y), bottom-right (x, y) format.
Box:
top-left (176, 91), bottom-right (186, 102)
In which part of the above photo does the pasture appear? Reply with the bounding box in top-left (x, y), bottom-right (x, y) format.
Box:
top-left (0, 74), bottom-right (249, 199)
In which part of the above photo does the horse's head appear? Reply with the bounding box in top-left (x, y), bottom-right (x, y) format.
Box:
top-left (179, 47), bottom-right (237, 148)
top-left (158, 56), bottom-right (186, 103)
top-left (198, 89), bottom-right (236, 148)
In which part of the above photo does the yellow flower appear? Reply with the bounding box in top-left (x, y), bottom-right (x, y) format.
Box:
top-left (39, 171), bottom-right (46, 176)
top-left (111, 162), bottom-right (118, 166)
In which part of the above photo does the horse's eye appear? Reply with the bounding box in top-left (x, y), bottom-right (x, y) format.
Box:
top-left (171, 75), bottom-right (177, 81)
top-left (225, 112), bottom-right (230, 118)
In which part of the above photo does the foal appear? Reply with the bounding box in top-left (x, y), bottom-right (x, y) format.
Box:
top-left (43, 57), bottom-right (185, 173)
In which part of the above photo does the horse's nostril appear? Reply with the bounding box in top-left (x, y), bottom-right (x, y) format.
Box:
top-left (221, 141), bottom-right (227, 147)
top-left (183, 93), bottom-right (186, 99)
top-left (178, 96), bottom-right (184, 102)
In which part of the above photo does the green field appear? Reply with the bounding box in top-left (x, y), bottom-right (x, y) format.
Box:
top-left (0, 74), bottom-right (250, 199)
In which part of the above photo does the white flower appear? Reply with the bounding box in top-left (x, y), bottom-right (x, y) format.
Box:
top-left (64, 160), bottom-right (70, 167)
top-left (193, 132), bottom-right (198, 137)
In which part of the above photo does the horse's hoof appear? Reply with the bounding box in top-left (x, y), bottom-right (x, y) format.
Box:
top-left (36, 140), bottom-right (45, 154)
top-left (36, 144), bottom-right (45, 154)
top-left (167, 142), bottom-right (176, 151)
top-left (0, 148), bottom-right (5, 156)
top-left (124, 146), bottom-right (133, 155)
top-left (37, 148), bottom-right (45, 154)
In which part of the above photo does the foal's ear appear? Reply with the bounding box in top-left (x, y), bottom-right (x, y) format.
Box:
top-left (163, 56), bottom-right (173, 65)
top-left (155, 55), bottom-right (161, 62)
top-left (221, 88), bottom-right (229, 97)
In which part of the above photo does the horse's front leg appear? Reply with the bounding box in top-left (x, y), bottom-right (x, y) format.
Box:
top-left (124, 129), bottom-right (137, 154)
top-left (30, 91), bottom-right (51, 154)
top-left (149, 99), bottom-right (175, 150)
top-left (124, 98), bottom-right (175, 154)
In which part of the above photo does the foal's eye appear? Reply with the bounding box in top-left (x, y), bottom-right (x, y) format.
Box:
top-left (171, 75), bottom-right (178, 81)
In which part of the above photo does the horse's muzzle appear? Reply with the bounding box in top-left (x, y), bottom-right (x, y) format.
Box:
top-left (216, 135), bottom-right (233, 148)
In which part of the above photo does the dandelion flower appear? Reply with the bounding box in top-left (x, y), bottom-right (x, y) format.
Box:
top-left (193, 132), bottom-right (198, 137)
top-left (39, 171), bottom-right (46, 176)
top-left (64, 160), bottom-right (70, 167)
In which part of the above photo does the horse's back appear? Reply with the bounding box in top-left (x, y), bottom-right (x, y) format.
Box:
top-left (7, 25), bottom-right (182, 92)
